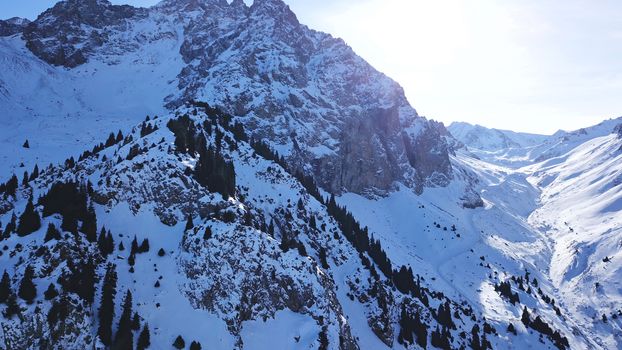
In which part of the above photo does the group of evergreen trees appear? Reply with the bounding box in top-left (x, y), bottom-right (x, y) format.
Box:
top-left (398, 303), bottom-right (428, 348)
top-left (167, 114), bottom-right (236, 199)
top-left (98, 264), bottom-right (151, 349)
top-left (0, 267), bottom-right (38, 319)
top-left (40, 181), bottom-right (96, 240)
top-left (494, 281), bottom-right (520, 305)
top-left (521, 307), bottom-right (569, 349)
top-left (0, 174), bottom-right (19, 199)
top-left (194, 133), bottom-right (236, 199)
top-left (98, 227), bottom-right (115, 256)
top-left (469, 324), bottom-right (491, 350)
top-left (16, 197), bottom-right (41, 236)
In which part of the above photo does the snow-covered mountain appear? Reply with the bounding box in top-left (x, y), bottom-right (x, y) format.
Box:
top-left (448, 122), bottom-right (548, 152)
top-left (0, 0), bottom-right (620, 349)
top-left (1, 0), bottom-right (453, 197)
top-left (449, 118), bottom-right (622, 169)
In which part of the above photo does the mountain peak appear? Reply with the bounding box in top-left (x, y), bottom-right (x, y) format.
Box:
top-left (249, 0), bottom-right (298, 23)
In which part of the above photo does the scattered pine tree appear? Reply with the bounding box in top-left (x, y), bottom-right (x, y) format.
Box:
top-left (44, 223), bottom-right (61, 242)
top-left (173, 335), bottom-right (185, 349)
top-left (3, 292), bottom-right (20, 319)
top-left (137, 323), bottom-right (151, 350)
top-left (16, 197), bottom-right (41, 236)
top-left (0, 271), bottom-right (10, 304)
top-left (18, 265), bottom-right (36, 303)
top-left (98, 264), bottom-right (117, 346)
top-left (44, 283), bottom-right (59, 300)
top-left (114, 290), bottom-right (134, 349)
top-left (185, 215), bottom-right (194, 231)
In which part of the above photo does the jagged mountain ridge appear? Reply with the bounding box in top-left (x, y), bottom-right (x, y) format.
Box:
top-left (0, 0), bottom-right (453, 197)
top-left (449, 117), bottom-right (622, 168)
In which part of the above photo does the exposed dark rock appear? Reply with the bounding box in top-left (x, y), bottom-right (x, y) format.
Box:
top-left (22, 0), bottom-right (146, 67)
top-left (0, 17), bottom-right (30, 37)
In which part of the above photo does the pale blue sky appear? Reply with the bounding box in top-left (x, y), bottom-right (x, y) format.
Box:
top-left (1, 0), bottom-right (621, 134)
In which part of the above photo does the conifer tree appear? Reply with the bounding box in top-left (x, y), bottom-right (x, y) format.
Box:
top-left (203, 227), bottom-right (212, 240)
top-left (107, 231), bottom-right (115, 254)
top-left (22, 171), bottom-right (29, 186)
top-left (131, 236), bottom-right (139, 255)
top-left (78, 259), bottom-right (96, 304)
top-left (0, 271), bottom-right (11, 303)
top-left (98, 227), bottom-right (109, 255)
top-left (80, 203), bottom-right (97, 242)
top-left (18, 265), bottom-right (36, 303)
top-left (5, 174), bottom-right (18, 198)
top-left (398, 303), bottom-right (414, 345)
top-left (3, 292), bottom-right (20, 319)
top-left (29, 164), bottom-right (39, 181)
top-left (44, 223), bottom-right (61, 242)
top-left (139, 239), bottom-right (150, 253)
top-left (470, 324), bottom-right (482, 350)
top-left (413, 310), bottom-right (428, 349)
top-left (105, 132), bottom-right (116, 147)
top-left (190, 341), bottom-right (202, 350)
top-left (44, 283), bottom-right (59, 300)
top-left (185, 215), bottom-right (194, 231)
top-left (114, 290), bottom-right (134, 349)
top-left (132, 312), bottom-right (141, 330)
top-left (137, 323), bottom-right (151, 350)
top-left (173, 335), bottom-right (185, 349)
top-left (98, 264), bottom-right (117, 346)
top-left (61, 212), bottom-right (78, 234)
top-left (4, 213), bottom-right (17, 236)
top-left (16, 197), bottom-right (41, 236)
top-left (521, 307), bottom-right (531, 327)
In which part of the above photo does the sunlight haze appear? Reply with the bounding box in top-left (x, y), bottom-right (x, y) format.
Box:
top-left (2, 0), bottom-right (620, 134)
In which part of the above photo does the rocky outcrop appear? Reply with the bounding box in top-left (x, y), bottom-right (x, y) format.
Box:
top-left (171, 0), bottom-right (454, 195)
top-left (18, 0), bottom-right (454, 196)
top-left (0, 17), bottom-right (30, 37)
top-left (22, 0), bottom-right (145, 67)
top-left (615, 123), bottom-right (622, 138)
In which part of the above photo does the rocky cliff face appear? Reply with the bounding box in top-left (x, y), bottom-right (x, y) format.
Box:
top-left (22, 0), bottom-right (145, 67)
top-left (9, 0), bottom-right (454, 196)
top-left (0, 17), bottom-right (30, 37)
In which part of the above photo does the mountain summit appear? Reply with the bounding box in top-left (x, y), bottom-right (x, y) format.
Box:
top-left (2, 0), bottom-right (453, 196)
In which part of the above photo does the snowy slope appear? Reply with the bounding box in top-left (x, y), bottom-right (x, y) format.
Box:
top-left (0, 107), bottom-right (534, 349)
top-left (527, 133), bottom-right (622, 349)
top-left (0, 0), bottom-right (454, 197)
